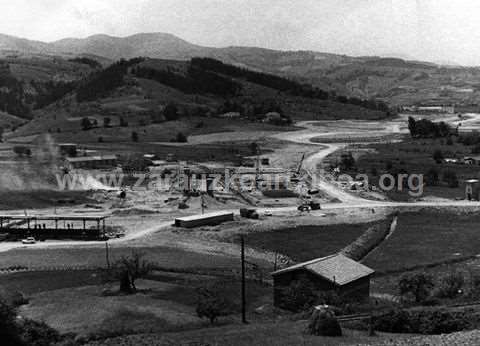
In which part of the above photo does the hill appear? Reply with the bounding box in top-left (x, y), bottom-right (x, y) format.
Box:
top-left (2, 32), bottom-right (480, 107)
top-left (9, 57), bottom-right (389, 142)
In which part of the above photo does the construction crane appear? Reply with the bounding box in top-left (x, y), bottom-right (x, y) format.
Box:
top-left (291, 153), bottom-right (306, 183)
top-left (296, 153), bottom-right (306, 175)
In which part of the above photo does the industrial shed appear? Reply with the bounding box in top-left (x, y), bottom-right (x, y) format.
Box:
top-left (174, 211), bottom-right (234, 228)
top-left (272, 253), bottom-right (374, 308)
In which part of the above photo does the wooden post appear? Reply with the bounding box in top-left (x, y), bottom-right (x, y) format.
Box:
top-left (274, 252), bottom-right (278, 272)
top-left (105, 241), bottom-right (110, 269)
top-left (241, 236), bottom-right (247, 324)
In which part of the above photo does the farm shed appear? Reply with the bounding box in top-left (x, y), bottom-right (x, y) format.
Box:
top-left (174, 211), bottom-right (234, 228)
top-left (271, 253), bottom-right (374, 308)
top-left (65, 155), bottom-right (117, 169)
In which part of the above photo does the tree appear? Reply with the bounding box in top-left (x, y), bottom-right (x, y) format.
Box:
top-left (399, 272), bottom-right (434, 303)
top-left (103, 117), bottom-right (111, 128)
top-left (164, 102), bottom-right (179, 121)
top-left (433, 149), bottom-right (443, 163)
top-left (0, 300), bottom-right (24, 346)
top-left (119, 116), bottom-right (129, 127)
top-left (442, 170), bottom-right (459, 188)
top-left (408, 116), bottom-right (417, 137)
top-left (435, 272), bottom-right (464, 299)
top-left (425, 167), bottom-right (439, 186)
top-left (131, 131), bottom-right (139, 142)
top-left (341, 153), bottom-right (356, 170)
top-left (196, 282), bottom-right (234, 324)
top-left (81, 117), bottom-right (92, 131)
top-left (176, 132), bottom-right (187, 143)
top-left (249, 142), bottom-right (259, 155)
top-left (110, 251), bottom-right (153, 293)
top-left (280, 278), bottom-right (318, 312)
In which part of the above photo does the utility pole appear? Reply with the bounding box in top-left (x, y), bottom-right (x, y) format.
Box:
top-left (105, 241), bottom-right (110, 269)
top-left (241, 235), bottom-right (247, 324)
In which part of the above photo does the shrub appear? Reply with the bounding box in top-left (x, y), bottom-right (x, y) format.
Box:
top-left (374, 308), bottom-right (470, 334)
top-left (280, 278), bottom-right (318, 312)
top-left (398, 272), bottom-right (434, 304)
top-left (103, 117), bottom-right (111, 128)
top-left (435, 272), bottom-right (464, 299)
top-left (442, 170), bottom-right (459, 188)
top-left (164, 102), bottom-right (179, 121)
top-left (81, 117), bottom-right (93, 131)
top-left (425, 167), bottom-right (440, 186)
top-left (433, 149), bottom-right (443, 163)
top-left (176, 132), bottom-right (188, 143)
top-left (20, 319), bottom-right (61, 346)
top-left (0, 300), bottom-right (24, 345)
top-left (131, 131), bottom-right (139, 142)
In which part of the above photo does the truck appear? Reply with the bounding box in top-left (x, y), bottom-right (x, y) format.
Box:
top-left (240, 208), bottom-right (259, 219)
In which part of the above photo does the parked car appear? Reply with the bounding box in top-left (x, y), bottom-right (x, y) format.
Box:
top-left (264, 210), bottom-right (273, 216)
top-left (21, 237), bottom-right (36, 244)
top-left (298, 205), bottom-right (311, 212)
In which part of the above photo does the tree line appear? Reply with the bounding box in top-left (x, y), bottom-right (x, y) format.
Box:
top-left (407, 116), bottom-right (452, 138)
top-left (191, 57), bottom-right (391, 113)
top-left (133, 64), bottom-right (241, 97)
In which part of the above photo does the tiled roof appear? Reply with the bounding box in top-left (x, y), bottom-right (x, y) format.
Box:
top-left (271, 253), bottom-right (374, 286)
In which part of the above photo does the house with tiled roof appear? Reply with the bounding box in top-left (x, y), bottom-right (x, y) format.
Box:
top-left (271, 253), bottom-right (374, 308)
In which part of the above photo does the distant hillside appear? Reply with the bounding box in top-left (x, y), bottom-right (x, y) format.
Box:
top-left (3, 32), bottom-right (480, 107)
top-left (10, 57), bottom-right (389, 140)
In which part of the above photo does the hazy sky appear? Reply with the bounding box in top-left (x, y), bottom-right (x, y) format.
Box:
top-left (2, 0), bottom-right (480, 65)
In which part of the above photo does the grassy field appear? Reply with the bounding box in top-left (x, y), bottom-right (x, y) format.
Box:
top-left (364, 211), bottom-right (480, 273)
top-left (87, 320), bottom-right (409, 346)
top-left (348, 137), bottom-right (479, 201)
top-left (241, 222), bottom-right (382, 262)
top-left (7, 270), bottom-right (270, 337)
top-left (0, 190), bottom-right (93, 209)
top-left (0, 245), bottom-right (246, 271)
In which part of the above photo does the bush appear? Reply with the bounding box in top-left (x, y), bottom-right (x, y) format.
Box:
top-left (374, 308), bottom-right (470, 334)
top-left (176, 132), bottom-right (188, 143)
top-left (442, 170), bottom-right (459, 188)
top-left (433, 149), bottom-right (443, 163)
top-left (131, 131), bottom-right (139, 142)
top-left (425, 167), bottom-right (440, 186)
top-left (399, 272), bottom-right (434, 304)
top-left (0, 300), bottom-right (24, 345)
top-left (20, 319), bottom-right (61, 346)
top-left (164, 102), bottom-right (179, 121)
top-left (280, 278), bottom-right (318, 312)
top-left (435, 272), bottom-right (464, 299)
top-left (307, 307), bottom-right (342, 336)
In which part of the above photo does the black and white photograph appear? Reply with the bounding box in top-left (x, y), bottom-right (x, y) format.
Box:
top-left (2, 1), bottom-right (480, 345)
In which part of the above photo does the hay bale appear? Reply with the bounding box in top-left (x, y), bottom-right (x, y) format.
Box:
top-left (307, 305), bottom-right (342, 337)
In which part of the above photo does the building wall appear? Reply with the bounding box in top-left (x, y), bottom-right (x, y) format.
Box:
top-left (273, 269), bottom-right (371, 309)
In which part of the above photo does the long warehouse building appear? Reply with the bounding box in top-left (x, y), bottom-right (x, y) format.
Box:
top-left (175, 211), bottom-right (234, 228)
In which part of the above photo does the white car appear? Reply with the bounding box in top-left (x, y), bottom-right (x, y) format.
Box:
top-left (264, 211), bottom-right (273, 216)
top-left (22, 237), bottom-right (36, 244)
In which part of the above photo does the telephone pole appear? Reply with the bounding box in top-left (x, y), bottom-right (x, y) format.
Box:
top-left (241, 235), bottom-right (247, 324)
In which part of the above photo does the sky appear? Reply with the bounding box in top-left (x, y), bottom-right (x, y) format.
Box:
top-left (2, 0), bottom-right (480, 65)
